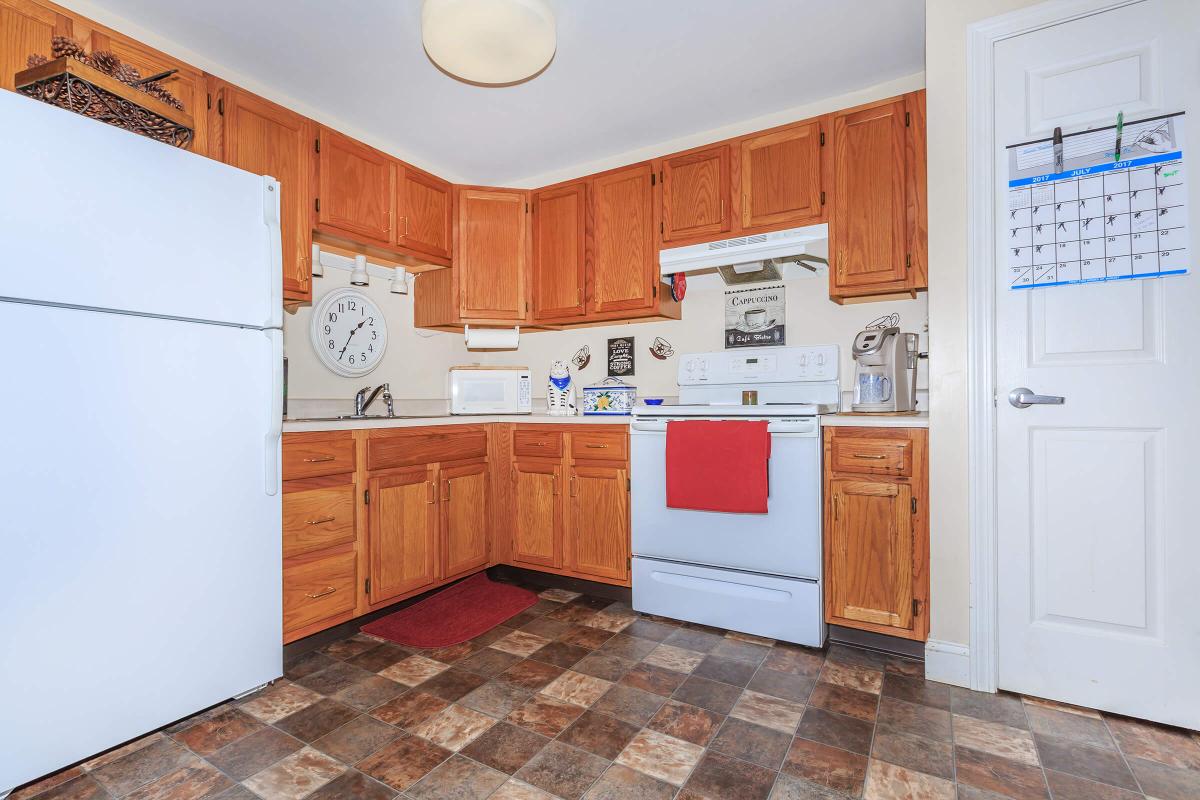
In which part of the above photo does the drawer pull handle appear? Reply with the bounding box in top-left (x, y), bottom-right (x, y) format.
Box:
top-left (303, 455), bottom-right (336, 463)
top-left (305, 586), bottom-right (336, 599)
top-left (852, 454), bottom-right (887, 460)
top-left (305, 516), bottom-right (336, 525)
top-left (531, 441), bottom-right (548, 446)
top-left (585, 443), bottom-right (609, 449)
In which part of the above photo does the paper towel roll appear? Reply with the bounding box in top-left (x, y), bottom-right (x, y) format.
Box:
top-left (464, 325), bottom-right (520, 350)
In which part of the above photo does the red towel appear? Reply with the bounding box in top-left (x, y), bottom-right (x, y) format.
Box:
top-left (666, 420), bottom-right (771, 513)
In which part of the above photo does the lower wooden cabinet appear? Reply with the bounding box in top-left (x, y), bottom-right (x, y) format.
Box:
top-left (567, 464), bottom-right (629, 581)
top-left (823, 426), bottom-right (928, 641)
top-left (512, 459), bottom-right (563, 569)
top-left (368, 466), bottom-right (439, 604)
top-left (283, 546), bottom-right (357, 635)
top-left (440, 460), bottom-right (490, 579)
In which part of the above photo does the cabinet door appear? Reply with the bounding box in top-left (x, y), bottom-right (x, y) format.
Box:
top-left (660, 145), bottom-right (730, 243)
top-left (825, 478), bottom-right (915, 633)
top-left (317, 128), bottom-right (393, 244)
top-left (440, 461), bottom-right (489, 580)
top-left (532, 182), bottom-right (586, 321)
top-left (589, 164), bottom-right (656, 314)
top-left (740, 121), bottom-right (823, 230)
top-left (829, 98), bottom-right (909, 292)
top-left (458, 188), bottom-right (528, 320)
top-left (397, 165), bottom-right (452, 260)
top-left (567, 465), bottom-right (628, 581)
top-left (511, 460), bottom-right (562, 569)
top-left (368, 468), bottom-right (437, 604)
top-left (215, 84), bottom-right (312, 302)
top-left (0, 0), bottom-right (67, 91)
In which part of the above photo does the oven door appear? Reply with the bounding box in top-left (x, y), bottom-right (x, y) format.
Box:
top-left (630, 417), bottom-right (822, 580)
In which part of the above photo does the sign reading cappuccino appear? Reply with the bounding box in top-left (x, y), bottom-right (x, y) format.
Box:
top-left (724, 284), bottom-right (786, 348)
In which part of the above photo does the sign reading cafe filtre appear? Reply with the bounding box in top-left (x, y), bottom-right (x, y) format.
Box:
top-left (724, 284), bottom-right (786, 348)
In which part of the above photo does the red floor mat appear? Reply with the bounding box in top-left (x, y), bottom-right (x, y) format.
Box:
top-left (360, 573), bottom-right (537, 648)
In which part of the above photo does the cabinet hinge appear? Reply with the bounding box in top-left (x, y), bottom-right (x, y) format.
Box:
top-left (659, 221), bottom-right (664, 235)
top-left (911, 496), bottom-right (918, 514)
top-left (905, 111), bottom-right (911, 127)
top-left (206, 92), bottom-right (211, 110)
top-left (365, 578), bottom-right (371, 595)
top-left (315, 198), bottom-right (321, 213)
top-left (913, 598), bottom-right (920, 617)
top-left (216, 97), bottom-right (224, 116)
top-left (652, 283), bottom-right (657, 298)
top-left (525, 202), bottom-right (529, 213)
top-left (650, 172), bottom-right (656, 186)
top-left (905, 253), bottom-right (912, 270)
top-left (820, 191), bottom-right (826, 206)
top-left (626, 477), bottom-right (631, 491)
top-left (820, 130), bottom-right (825, 146)
top-left (364, 489), bottom-right (370, 505)
top-left (314, 138), bottom-right (320, 153)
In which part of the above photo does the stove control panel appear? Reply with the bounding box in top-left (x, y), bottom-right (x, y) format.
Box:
top-left (678, 345), bottom-right (839, 385)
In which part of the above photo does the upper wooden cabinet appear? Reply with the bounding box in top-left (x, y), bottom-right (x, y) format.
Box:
top-left (532, 181), bottom-right (587, 322)
top-left (738, 120), bottom-right (825, 230)
top-left (316, 127), bottom-right (393, 245)
top-left (658, 145), bottom-right (731, 244)
top-left (588, 163), bottom-right (659, 316)
top-left (828, 91), bottom-right (927, 302)
top-left (458, 187), bottom-right (530, 321)
top-left (209, 81), bottom-right (313, 303)
top-left (398, 165), bottom-right (453, 261)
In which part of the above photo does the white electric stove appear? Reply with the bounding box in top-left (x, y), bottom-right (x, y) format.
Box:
top-left (630, 345), bottom-right (839, 647)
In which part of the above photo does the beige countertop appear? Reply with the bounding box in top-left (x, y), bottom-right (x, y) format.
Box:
top-left (283, 399), bottom-right (632, 433)
top-left (821, 411), bottom-right (929, 428)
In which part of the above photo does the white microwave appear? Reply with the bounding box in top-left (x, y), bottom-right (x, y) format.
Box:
top-left (448, 366), bottom-right (532, 415)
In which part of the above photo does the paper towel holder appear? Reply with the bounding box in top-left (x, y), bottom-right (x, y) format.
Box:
top-left (464, 325), bottom-right (521, 351)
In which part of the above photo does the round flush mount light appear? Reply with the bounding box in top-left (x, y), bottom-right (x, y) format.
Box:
top-left (421, 0), bottom-right (556, 86)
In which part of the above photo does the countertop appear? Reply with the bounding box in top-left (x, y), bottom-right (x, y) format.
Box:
top-left (821, 411), bottom-right (929, 428)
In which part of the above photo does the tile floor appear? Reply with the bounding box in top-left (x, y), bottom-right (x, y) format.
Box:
top-left (13, 583), bottom-right (1200, 800)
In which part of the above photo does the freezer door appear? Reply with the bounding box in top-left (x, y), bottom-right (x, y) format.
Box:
top-left (0, 303), bottom-right (282, 791)
top-left (0, 91), bottom-right (281, 328)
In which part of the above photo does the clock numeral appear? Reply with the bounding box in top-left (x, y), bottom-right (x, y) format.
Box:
top-left (348, 355), bottom-right (356, 365)
top-left (327, 312), bottom-right (337, 323)
top-left (327, 339), bottom-right (335, 350)
top-left (347, 300), bottom-right (357, 312)
top-left (368, 316), bottom-right (375, 325)
top-left (323, 324), bottom-right (331, 335)
top-left (371, 331), bottom-right (378, 340)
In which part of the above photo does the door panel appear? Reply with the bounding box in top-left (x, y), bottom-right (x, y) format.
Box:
top-left (458, 188), bottom-right (528, 320)
top-left (441, 461), bottom-right (489, 579)
top-left (994, 0), bottom-right (1200, 729)
top-left (589, 164), bottom-right (656, 313)
top-left (398, 166), bottom-right (451, 259)
top-left (532, 182), bottom-right (586, 320)
top-left (568, 466), bottom-right (628, 581)
top-left (318, 128), bottom-right (393, 243)
top-left (0, 0), bottom-right (64, 91)
top-left (369, 468), bottom-right (437, 603)
top-left (661, 145), bottom-right (730, 242)
top-left (740, 122), bottom-right (823, 229)
top-left (512, 460), bottom-right (561, 568)
top-left (826, 479), bottom-right (913, 631)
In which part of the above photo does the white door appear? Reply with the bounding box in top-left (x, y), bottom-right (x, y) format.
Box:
top-left (994, 0), bottom-right (1200, 728)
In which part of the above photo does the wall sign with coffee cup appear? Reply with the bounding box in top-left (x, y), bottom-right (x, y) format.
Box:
top-left (724, 284), bottom-right (786, 348)
top-left (607, 337), bottom-right (635, 377)
top-left (649, 336), bottom-right (675, 360)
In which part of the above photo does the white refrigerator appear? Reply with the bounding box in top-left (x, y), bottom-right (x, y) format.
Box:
top-left (0, 91), bottom-right (283, 792)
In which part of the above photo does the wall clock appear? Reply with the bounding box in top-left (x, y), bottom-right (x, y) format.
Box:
top-left (309, 288), bottom-right (388, 377)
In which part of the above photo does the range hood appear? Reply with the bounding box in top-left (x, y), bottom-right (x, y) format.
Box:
top-left (659, 223), bottom-right (828, 278)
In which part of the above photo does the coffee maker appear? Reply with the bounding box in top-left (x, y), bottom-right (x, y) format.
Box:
top-left (851, 327), bottom-right (919, 412)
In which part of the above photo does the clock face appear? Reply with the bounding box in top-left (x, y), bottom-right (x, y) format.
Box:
top-left (309, 288), bottom-right (388, 377)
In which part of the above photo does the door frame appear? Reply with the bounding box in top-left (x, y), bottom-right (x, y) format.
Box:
top-left (964, 0), bottom-right (1145, 692)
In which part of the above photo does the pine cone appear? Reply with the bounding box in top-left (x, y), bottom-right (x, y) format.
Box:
top-left (26, 53), bottom-right (49, 69)
top-left (141, 82), bottom-right (183, 109)
top-left (51, 35), bottom-right (86, 61)
top-left (90, 50), bottom-right (121, 76)
top-left (113, 62), bottom-right (141, 85)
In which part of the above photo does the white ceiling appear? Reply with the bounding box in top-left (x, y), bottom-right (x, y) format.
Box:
top-left (84, 0), bottom-right (925, 184)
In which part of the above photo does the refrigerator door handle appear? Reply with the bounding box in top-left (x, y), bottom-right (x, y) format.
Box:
top-left (264, 327), bottom-right (284, 496)
top-left (262, 176), bottom-right (284, 329)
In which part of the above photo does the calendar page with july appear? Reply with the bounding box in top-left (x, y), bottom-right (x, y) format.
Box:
top-left (1005, 112), bottom-right (1189, 289)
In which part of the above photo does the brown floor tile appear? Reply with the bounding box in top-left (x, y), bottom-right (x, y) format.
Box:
top-left (238, 682), bottom-right (323, 724)
top-left (591, 684), bottom-right (667, 727)
top-left (954, 745), bottom-right (1049, 800)
top-left (826, 644), bottom-right (889, 670)
top-left (14, 773), bottom-right (108, 800)
top-left (304, 769), bottom-right (397, 800)
top-left (492, 631), bottom-right (553, 658)
top-left (274, 699), bottom-right (360, 743)
top-left (1022, 695), bottom-right (1101, 718)
top-left (427, 641), bottom-right (481, 665)
top-left (416, 668), bottom-right (489, 702)
top-left (171, 707), bottom-right (263, 757)
top-left (559, 625), bottom-right (616, 650)
top-left (615, 729), bottom-right (704, 786)
top-left (671, 675), bottom-right (744, 715)
top-left (1035, 732), bottom-right (1139, 791)
top-left (506, 609), bottom-right (550, 629)
top-left (542, 670), bottom-right (613, 707)
top-left (1044, 769), bottom-right (1145, 800)
top-left (796, 706), bottom-right (874, 755)
top-left (507, 693), bottom-right (586, 737)
top-left (884, 656), bottom-right (925, 678)
top-left (1127, 755), bottom-right (1200, 800)
top-left (470, 626), bottom-right (515, 649)
top-left (377, 655), bottom-right (450, 687)
top-left (620, 663), bottom-right (687, 696)
top-left (406, 754), bottom-right (508, 800)
top-left (310, 714), bottom-right (399, 766)
top-left (955, 787), bottom-right (1021, 800)
top-left (81, 733), bottom-right (166, 771)
top-left (623, 619), bottom-right (677, 642)
top-left (410, 704), bottom-right (496, 751)
top-left (122, 755), bottom-right (234, 800)
top-left (643, 644), bottom-right (706, 674)
top-left (808, 681), bottom-right (879, 722)
top-left (876, 696), bottom-right (952, 741)
top-left (881, 673), bottom-right (952, 710)
top-left (709, 716), bottom-right (792, 771)
top-left (681, 750), bottom-right (776, 800)
top-left (322, 635), bottom-right (382, 661)
top-left (585, 608), bottom-right (637, 634)
top-left (663, 627), bottom-right (724, 653)
top-left (560, 710), bottom-right (643, 758)
top-left (1106, 713), bottom-right (1200, 770)
top-left (573, 652), bottom-right (636, 682)
top-left (241, 747), bottom-right (346, 800)
top-left (871, 727), bottom-right (954, 780)
top-left (537, 587), bottom-right (581, 603)
top-left (456, 647), bottom-right (524, 678)
top-left (599, 634), bottom-right (659, 661)
top-left (520, 617), bottom-right (573, 640)
top-left (769, 773), bottom-right (854, 799)
top-left (357, 734), bottom-right (452, 792)
top-left (950, 687), bottom-right (1028, 729)
top-left (459, 680), bottom-right (532, 718)
top-left (782, 736), bottom-right (869, 795)
top-left (730, 689), bottom-right (806, 734)
top-left (691, 655), bottom-right (757, 687)
top-left (460, 721), bottom-right (550, 774)
top-left (954, 714), bottom-right (1040, 766)
top-left (211, 784), bottom-right (260, 800)
top-left (582, 763), bottom-right (675, 800)
top-left (89, 735), bottom-right (193, 796)
top-left (297, 662), bottom-right (381, 696)
top-left (331, 675), bottom-right (406, 712)
top-left (516, 740), bottom-right (611, 800)
top-left (369, 690), bottom-right (449, 730)
top-left (207, 726), bottom-right (303, 780)
top-left (645, 700), bottom-right (723, 746)
top-left (10, 767), bottom-right (85, 800)
top-left (863, 759), bottom-right (955, 800)
top-left (1024, 704), bottom-right (1114, 749)
top-left (345, 644), bottom-right (411, 673)
top-left (530, 640), bottom-right (591, 669)
top-left (284, 651), bottom-right (338, 680)
top-left (498, 659), bottom-right (565, 691)
top-left (761, 646), bottom-right (826, 679)
top-left (708, 638), bottom-right (770, 664)
top-left (747, 668), bottom-right (816, 704)
top-left (819, 660), bottom-right (883, 695)
top-left (545, 604), bottom-right (599, 625)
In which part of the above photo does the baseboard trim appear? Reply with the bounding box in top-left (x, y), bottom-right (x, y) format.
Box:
top-left (924, 639), bottom-right (971, 688)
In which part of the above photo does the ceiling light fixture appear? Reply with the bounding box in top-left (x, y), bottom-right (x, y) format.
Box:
top-left (421, 0), bottom-right (556, 87)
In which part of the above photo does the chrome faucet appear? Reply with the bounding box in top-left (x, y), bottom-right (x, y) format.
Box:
top-left (354, 383), bottom-right (394, 417)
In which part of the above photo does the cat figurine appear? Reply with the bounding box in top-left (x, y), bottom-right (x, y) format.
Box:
top-left (547, 360), bottom-right (577, 416)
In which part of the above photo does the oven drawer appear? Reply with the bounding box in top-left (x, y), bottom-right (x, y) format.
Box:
top-left (632, 557), bottom-right (823, 647)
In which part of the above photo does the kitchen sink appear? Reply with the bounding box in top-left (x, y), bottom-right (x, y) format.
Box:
top-left (286, 414), bottom-right (435, 422)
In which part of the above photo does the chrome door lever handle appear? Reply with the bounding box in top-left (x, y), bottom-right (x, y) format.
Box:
top-left (1008, 387), bottom-right (1065, 409)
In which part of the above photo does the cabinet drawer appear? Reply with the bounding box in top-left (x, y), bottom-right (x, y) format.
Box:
top-left (283, 549), bottom-right (356, 633)
top-left (283, 485), bottom-right (357, 558)
top-left (513, 429), bottom-right (563, 458)
top-left (830, 435), bottom-right (912, 477)
top-left (368, 427), bottom-right (488, 471)
top-left (283, 435), bottom-right (356, 479)
top-left (570, 431), bottom-right (628, 462)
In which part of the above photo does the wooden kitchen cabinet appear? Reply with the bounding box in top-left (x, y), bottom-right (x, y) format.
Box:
top-left (588, 163), bottom-right (659, 316)
top-left (209, 80), bottom-right (313, 302)
top-left (368, 466), bottom-right (439, 604)
top-left (658, 144), bottom-right (731, 244)
top-left (458, 187), bottom-right (530, 320)
top-left (440, 460), bottom-right (489, 579)
top-left (316, 126), bottom-right (393, 245)
top-left (397, 164), bottom-right (453, 261)
top-left (737, 120), bottom-right (826, 231)
top-left (828, 91), bottom-right (926, 302)
top-left (532, 181), bottom-right (587, 322)
top-left (567, 464), bottom-right (629, 582)
top-left (511, 459), bottom-right (563, 569)
top-left (823, 426), bottom-right (928, 641)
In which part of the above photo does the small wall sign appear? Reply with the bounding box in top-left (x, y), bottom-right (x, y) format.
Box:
top-left (607, 337), bottom-right (635, 376)
top-left (725, 284), bottom-right (786, 348)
